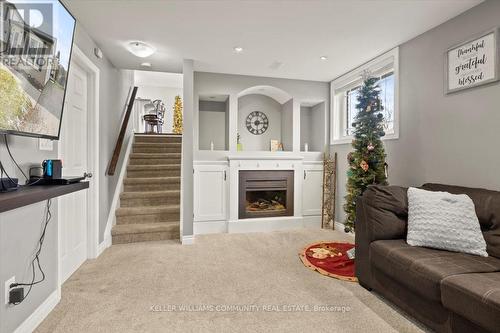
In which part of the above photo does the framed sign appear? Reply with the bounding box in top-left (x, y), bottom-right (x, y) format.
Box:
top-left (446, 28), bottom-right (499, 94)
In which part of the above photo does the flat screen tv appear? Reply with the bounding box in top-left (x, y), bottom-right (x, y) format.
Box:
top-left (0, 0), bottom-right (76, 140)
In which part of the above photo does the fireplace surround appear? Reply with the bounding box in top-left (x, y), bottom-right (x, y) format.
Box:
top-left (239, 170), bottom-right (294, 219)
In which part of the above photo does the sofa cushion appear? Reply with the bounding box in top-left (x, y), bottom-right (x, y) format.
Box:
top-left (442, 272), bottom-right (500, 333)
top-left (370, 240), bottom-right (500, 302)
top-left (407, 187), bottom-right (488, 257)
top-left (422, 183), bottom-right (500, 258)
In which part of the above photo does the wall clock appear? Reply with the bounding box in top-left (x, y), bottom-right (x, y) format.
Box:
top-left (246, 111), bottom-right (269, 135)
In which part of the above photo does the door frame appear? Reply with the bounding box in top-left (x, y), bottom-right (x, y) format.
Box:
top-left (57, 44), bottom-right (100, 292)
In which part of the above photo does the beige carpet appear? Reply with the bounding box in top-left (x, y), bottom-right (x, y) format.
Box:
top-left (36, 229), bottom-right (426, 333)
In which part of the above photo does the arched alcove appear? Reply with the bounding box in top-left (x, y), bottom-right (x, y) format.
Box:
top-left (237, 86), bottom-right (293, 152)
top-left (237, 85), bottom-right (292, 104)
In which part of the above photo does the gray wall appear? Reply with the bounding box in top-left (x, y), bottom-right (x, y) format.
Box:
top-left (280, 99), bottom-right (293, 151)
top-left (182, 60), bottom-right (195, 238)
top-left (333, 0), bottom-right (500, 224)
top-left (300, 103), bottom-right (326, 152)
top-left (0, 24), bottom-right (134, 332)
top-left (194, 71), bottom-right (330, 158)
top-left (199, 111), bottom-right (226, 150)
top-left (73, 25), bottom-right (135, 242)
top-left (238, 94), bottom-right (284, 151)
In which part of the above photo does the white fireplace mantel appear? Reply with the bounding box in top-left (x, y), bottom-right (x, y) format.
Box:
top-left (227, 154), bottom-right (304, 161)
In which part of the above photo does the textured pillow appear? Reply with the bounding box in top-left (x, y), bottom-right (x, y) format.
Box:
top-left (407, 187), bottom-right (488, 257)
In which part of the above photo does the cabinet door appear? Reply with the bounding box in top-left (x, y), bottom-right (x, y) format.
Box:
top-left (194, 165), bottom-right (227, 221)
top-left (302, 166), bottom-right (323, 216)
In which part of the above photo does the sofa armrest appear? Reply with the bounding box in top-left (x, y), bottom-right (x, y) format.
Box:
top-left (355, 185), bottom-right (408, 288)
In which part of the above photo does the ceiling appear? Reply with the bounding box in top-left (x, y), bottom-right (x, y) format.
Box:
top-left (64, 0), bottom-right (483, 82)
top-left (134, 71), bottom-right (183, 88)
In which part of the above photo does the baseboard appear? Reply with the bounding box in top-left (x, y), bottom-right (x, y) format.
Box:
top-left (334, 221), bottom-right (355, 237)
top-left (182, 235), bottom-right (195, 245)
top-left (97, 233), bottom-right (112, 256)
top-left (302, 216), bottom-right (321, 228)
top-left (103, 134), bottom-right (134, 244)
top-left (228, 216), bottom-right (303, 233)
top-left (194, 221), bottom-right (228, 234)
top-left (13, 290), bottom-right (59, 333)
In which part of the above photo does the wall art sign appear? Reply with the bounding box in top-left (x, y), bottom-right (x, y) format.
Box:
top-left (446, 28), bottom-right (499, 94)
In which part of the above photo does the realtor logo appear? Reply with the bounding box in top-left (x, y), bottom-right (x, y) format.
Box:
top-left (1, 1), bottom-right (53, 56)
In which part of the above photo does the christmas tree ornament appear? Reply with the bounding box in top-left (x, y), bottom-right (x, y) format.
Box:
top-left (367, 143), bottom-right (375, 151)
top-left (172, 95), bottom-right (183, 134)
top-left (360, 160), bottom-right (369, 172)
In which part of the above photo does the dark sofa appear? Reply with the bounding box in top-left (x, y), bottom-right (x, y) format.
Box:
top-left (355, 183), bottom-right (500, 333)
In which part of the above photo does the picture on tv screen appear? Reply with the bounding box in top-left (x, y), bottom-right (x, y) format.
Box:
top-left (0, 0), bottom-right (76, 139)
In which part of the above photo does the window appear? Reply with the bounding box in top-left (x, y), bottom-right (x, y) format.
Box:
top-left (331, 48), bottom-right (399, 145)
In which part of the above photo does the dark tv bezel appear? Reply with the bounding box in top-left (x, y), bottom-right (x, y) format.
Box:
top-left (0, 0), bottom-right (77, 141)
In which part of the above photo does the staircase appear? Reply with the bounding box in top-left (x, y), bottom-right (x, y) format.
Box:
top-left (111, 134), bottom-right (182, 244)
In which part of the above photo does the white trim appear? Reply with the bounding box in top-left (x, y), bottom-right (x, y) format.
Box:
top-left (97, 234), bottom-right (112, 256)
top-left (103, 134), bottom-right (135, 247)
top-left (57, 45), bottom-right (100, 296)
top-left (182, 235), bottom-right (195, 245)
top-left (193, 160), bottom-right (229, 166)
top-left (334, 221), bottom-right (355, 237)
top-left (227, 154), bottom-right (304, 161)
top-left (194, 221), bottom-right (228, 234)
top-left (228, 217), bottom-right (303, 233)
top-left (13, 290), bottom-right (59, 333)
top-left (330, 47), bottom-right (400, 145)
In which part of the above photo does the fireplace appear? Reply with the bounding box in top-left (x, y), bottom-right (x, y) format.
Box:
top-left (239, 170), bottom-right (294, 219)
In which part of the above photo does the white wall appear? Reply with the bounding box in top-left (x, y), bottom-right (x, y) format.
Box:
top-left (135, 85), bottom-right (182, 133)
top-left (134, 71), bottom-right (183, 134)
top-left (237, 94), bottom-right (283, 151)
top-left (199, 111), bottom-right (226, 150)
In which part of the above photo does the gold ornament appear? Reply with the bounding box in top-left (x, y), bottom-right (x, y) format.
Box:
top-left (360, 160), bottom-right (369, 172)
top-left (172, 95), bottom-right (183, 134)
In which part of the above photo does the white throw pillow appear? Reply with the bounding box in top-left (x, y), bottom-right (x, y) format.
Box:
top-left (407, 187), bottom-right (488, 257)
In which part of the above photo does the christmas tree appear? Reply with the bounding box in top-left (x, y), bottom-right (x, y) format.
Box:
top-left (344, 76), bottom-right (388, 232)
top-left (172, 95), bottom-right (183, 134)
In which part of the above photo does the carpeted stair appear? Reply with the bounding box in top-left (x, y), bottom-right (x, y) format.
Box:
top-left (112, 134), bottom-right (181, 244)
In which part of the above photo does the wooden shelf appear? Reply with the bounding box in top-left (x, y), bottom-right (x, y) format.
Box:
top-left (0, 182), bottom-right (89, 214)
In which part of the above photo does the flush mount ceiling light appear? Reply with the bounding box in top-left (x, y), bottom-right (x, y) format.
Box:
top-left (127, 41), bottom-right (156, 58)
top-left (320, 56), bottom-right (328, 61)
top-left (141, 62), bottom-right (152, 68)
top-left (233, 46), bottom-right (244, 53)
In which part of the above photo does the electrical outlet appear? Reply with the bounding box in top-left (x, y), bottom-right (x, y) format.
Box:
top-left (5, 276), bottom-right (15, 305)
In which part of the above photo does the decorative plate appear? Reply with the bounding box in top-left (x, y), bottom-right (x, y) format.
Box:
top-left (246, 111), bottom-right (269, 135)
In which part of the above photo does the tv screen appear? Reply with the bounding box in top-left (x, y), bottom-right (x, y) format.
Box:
top-left (0, 0), bottom-right (76, 139)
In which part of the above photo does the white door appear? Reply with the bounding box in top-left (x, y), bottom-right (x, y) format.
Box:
top-left (302, 166), bottom-right (323, 216)
top-left (194, 165), bottom-right (227, 221)
top-left (59, 62), bottom-right (88, 283)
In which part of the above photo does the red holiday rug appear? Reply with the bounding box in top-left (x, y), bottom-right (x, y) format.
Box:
top-left (299, 241), bottom-right (357, 282)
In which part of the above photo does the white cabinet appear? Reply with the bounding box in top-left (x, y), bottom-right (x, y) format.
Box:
top-left (302, 164), bottom-right (323, 216)
top-left (194, 164), bottom-right (228, 221)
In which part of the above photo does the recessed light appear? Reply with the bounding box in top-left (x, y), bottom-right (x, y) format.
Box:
top-left (233, 46), bottom-right (244, 53)
top-left (127, 41), bottom-right (156, 58)
top-left (141, 62), bottom-right (152, 68)
top-left (320, 56), bottom-right (328, 61)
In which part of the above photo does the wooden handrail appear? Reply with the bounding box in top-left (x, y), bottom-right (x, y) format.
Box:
top-left (107, 86), bottom-right (138, 176)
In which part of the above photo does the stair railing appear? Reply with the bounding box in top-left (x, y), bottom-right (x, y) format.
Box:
top-left (107, 86), bottom-right (138, 176)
